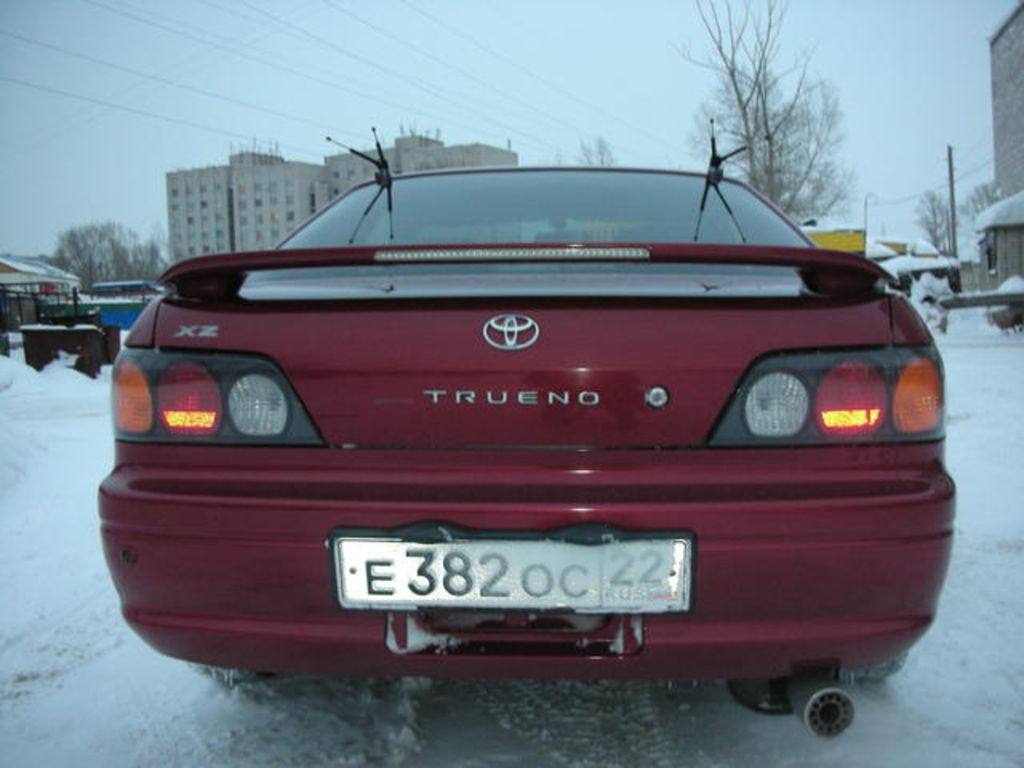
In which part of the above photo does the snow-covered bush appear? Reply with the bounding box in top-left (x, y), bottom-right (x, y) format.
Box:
top-left (910, 272), bottom-right (954, 333)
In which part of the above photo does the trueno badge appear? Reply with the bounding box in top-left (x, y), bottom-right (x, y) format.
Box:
top-left (483, 314), bottom-right (540, 351)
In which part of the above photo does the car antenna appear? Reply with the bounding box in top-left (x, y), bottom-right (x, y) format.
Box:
top-left (326, 128), bottom-right (394, 242)
top-left (693, 119), bottom-right (748, 243)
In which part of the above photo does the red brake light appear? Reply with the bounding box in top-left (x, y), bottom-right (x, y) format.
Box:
top-left (815, 362), bottom-right (886, 436)
top-left (157, 363), bottom-right (222, 435)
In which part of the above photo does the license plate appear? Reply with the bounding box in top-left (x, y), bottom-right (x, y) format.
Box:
top-left (332, 535), bottom-right (692, 613)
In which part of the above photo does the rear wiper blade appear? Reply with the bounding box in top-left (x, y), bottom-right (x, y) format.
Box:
top-left (326, 127), bottom-right (394, 243)
top-left (693, 119), bottom-right (748, 243)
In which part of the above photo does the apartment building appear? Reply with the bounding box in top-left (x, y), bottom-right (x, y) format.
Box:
top-left (167, 136), bottom-right (518, 260)
top-left (991, 2), bottom-right (1024, 198)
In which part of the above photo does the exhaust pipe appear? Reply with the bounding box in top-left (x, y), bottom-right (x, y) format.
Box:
top-left (787, 671), bottom-right (855, 738)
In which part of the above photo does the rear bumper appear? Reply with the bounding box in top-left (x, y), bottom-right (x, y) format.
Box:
top-left (99, 442), bottom-right (954, 680)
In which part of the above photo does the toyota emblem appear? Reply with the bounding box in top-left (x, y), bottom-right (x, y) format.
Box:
top-left (483, 314), bottom-right (540, 351)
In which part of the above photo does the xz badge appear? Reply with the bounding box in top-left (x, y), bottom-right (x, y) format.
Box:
top-left (174, 325), bottom-right (219, 339)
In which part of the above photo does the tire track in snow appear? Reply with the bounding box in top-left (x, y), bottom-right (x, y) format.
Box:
top-left (120, 674), bottom-right (427, 767)
top-left (437, 679), bottom-right (705, 768)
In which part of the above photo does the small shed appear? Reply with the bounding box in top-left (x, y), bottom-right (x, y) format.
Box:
top-left (0, 255), bottom-right (81, 293)
top-left (0, 255), bottom-right (81, 333)
top-left (974, 190), bottom-right (1024, 292)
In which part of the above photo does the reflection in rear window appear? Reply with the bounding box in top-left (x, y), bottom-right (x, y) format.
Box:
top-left (281, 169), bottom-right (808, 250)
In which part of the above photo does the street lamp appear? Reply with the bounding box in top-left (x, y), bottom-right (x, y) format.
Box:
top-left (863, 193), bottom-right (877, 256)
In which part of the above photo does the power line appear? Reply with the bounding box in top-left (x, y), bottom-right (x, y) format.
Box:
top-left (397, 0), bottom-right (681, 155)
top-left (0, 28), bottom-right (364, 142)
top-left (874, 156), bottom-right (994, 207)
top-left (25, 0), bottom-right (262, 149)
top-left (953, 135), bottom-right (991, 165)
top-left (76, 0), bottom-right (393, 108)
top-left (320, 0), bottom-right (606, 149)
top-left (874, 186), bottom-right (943, 207)
top-left (77, 0), bottom-right (541, 152)
top-left (235, 0), bottom-right (559, 153)
top-left (0, 74), bottom-right (324, 158)
top-left (956, 156), bottom-right (995, 184)
top-left (105, 0), bottom-right (284, 50)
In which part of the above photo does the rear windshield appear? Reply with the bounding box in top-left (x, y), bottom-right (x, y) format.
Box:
top-left (281, 169), bottom-right (808, 249)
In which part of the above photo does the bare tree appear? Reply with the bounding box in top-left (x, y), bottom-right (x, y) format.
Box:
top-left (576, 137), bottom-right (616, 166)
top-left (681, 0), bottom-right (851, 219)
top-left (915, 191), bottom-right (951, 253)
top-left (50, 222), bottom-right (167, 290)
top-left (958, 180), bottom-right (1001, 223)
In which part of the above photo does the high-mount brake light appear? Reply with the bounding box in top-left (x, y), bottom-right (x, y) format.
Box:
top-left (893, 357), bottom-right (943, 434)
top-left (374, 247), bottom-right (651, 262)
top-left (157, 363), bottom-right (222, 436)
top-left (114, 361), bottom-right (153, 433)
top-left (815, 362), bottom-right (887, 437)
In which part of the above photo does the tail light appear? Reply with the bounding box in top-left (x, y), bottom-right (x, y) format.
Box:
top-left (711, 346), bottom-right (944, 446)
top-left (228, 374), bottom-right (289, 436)
top-left (893, 357), bottom-right (942, 434)
top-left (111, 349), bottom-right (321, 445)
top-left (158, 363), bottom-right (222, 435)
top-left (814, 362), bottom-right (886, 436)
top-left (114, 361), bottom-right (153, 433)
top-left (743, 372), bottom-right (809, 437)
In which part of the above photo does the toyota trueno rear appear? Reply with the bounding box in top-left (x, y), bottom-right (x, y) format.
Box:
top-left (100, 169), bottom-right (953, 695)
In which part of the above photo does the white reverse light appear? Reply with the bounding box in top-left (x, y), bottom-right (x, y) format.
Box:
top-left (743, 372), bottom-right (809, 437)
top-left (229, 374), bottom-right (288, 436)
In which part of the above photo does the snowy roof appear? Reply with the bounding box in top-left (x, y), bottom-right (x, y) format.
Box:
top-left (875, 237), bottom-right (943, 257)
top-left (909, 239), bottom-right (940, 256)
top-left (0, 255), bottom-right (79, 282)
top-left (877, 254), bottom-right (959, 278)
top-left (866, 240), bottom-right (899, 258)
top-left (975, 190), bottom-right (1024, 231)
top-left (997, 275), bottom-right (1024, 294)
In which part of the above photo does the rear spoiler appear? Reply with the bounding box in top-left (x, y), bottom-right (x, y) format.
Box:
top-left (161, 243), bottom-right (893, 301)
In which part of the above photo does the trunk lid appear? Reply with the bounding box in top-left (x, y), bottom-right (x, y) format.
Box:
top-left (153, 246), bottom-right (894, 449)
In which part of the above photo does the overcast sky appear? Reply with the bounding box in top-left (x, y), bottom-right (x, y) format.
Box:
top-left (0, 0), bottom-right (1017, 256)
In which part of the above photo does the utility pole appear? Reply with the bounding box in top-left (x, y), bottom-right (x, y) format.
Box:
top-left (863, 193), bottom-right (877, 255)
top-left (947, 145), bottom-right (958, 259)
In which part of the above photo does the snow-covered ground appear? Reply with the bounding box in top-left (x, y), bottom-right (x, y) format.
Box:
top-left (1, 311), bottom-right (1022, 767)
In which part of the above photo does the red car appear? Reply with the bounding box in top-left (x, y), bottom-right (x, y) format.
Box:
top-left (100, 167), bottom-right (953, 737)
